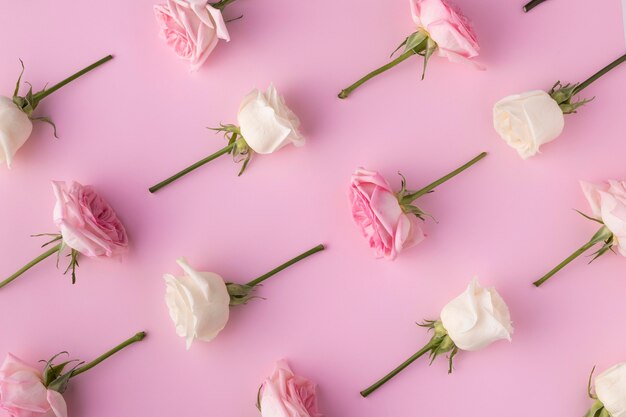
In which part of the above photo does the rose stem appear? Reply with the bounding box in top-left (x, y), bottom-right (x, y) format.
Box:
top-left (148, 143), bottom-right (236, 193)
top-left (338, 49), bottom-right (416, 99)
top-left (360, 340), bottom-right (436, 398)
top-left (573, 54), bottom-right (626, 96)
top-left (0, 244), bottom-right (62, 289)
top-left (402, 152), bottom-right (487, 203)
top-left (71, 332), bottom-right (146, 378)
top-left (32, 55), bottom-right (113, 103)
top-left (211, 0), bottom-right (237, 10)
top-left (522, 0), bottom-right (548, 12)
top-left (533, 226), bottom-right (612, 287)
top-left (245, 244), bottom-right (325, 287)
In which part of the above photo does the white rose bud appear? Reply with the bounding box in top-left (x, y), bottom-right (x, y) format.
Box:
top-left (0, 96), bottom-right (33, 168)
top-left (493, 90), bottom-right (565, 160)
top-left (164, 257), bottom-right (230, 349)
top-left (595, 363), bottom-right (626, 417)
top-left (237, 84), bottom-right (304, 154)
top-left (440, 278), bottom-right (513, 351)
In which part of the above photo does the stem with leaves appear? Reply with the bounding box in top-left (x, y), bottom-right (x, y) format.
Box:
top-left (533, 226), bottom-right (613, 287)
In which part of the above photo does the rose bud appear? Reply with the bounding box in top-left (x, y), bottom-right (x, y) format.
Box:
top-left (164, 245), bottom-right (325, 348)
top-left (338, 0), bottom-right (482, 99)
top-left (360, 279), bottom-right (512, 397)
top-left (258, 360), bottom-right (323, 417)
top-left (349, 152), bottom-right (486, 260)
top-left (494, 54), bottom-right (626, 159)
top-left (0, 332), bottom-right (145, 417)
top-left (154, 0), bottom-right (233, 71)
top-left (0, 181), bottom-right (128, 290)
top-left (2, 56), bottom-right (113, 168)
top-left (149, 84), bottom-right (304, 193)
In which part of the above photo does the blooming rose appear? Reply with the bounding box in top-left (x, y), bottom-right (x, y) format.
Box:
top-left (440, 278), bottom-right (513, 351)
top-left (595, 362), bottom-right (626, 417)
top-left (349, 168), bottom-right (424, 260)
top-left (259, 360), bottom-right (322, 417)
top-left (581, 180), bottom-right (626, 256)
top-left (493, 90), bottom-right (565, 159)
top-left (52, 181), bottom-right (128, 258)
top-left (410, 0), bottom-right (480, 64)
top-left (0, 354), bottom-right (67, 417)
top-left (164, 258), bottom-right (230, 349)
top-left (154, 0), bottom-right (230, 71)
top-left (237, 85), bottom-right (305, 155)
top-left (0, 96), bottom-right (33, 169)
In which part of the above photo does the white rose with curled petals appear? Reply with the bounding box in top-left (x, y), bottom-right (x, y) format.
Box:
top-left (440, 278), bottom-right (513, 351)
top-left (493, 90), bottom-right (564, 159)
top-left (237, 84), bottom-right (304, 154)
top-left (595, 363), bottom-right (626, 417)
top-left (0, 96), bottom-right (33, 168)
top-left (164, 257), bottom-right (230, 349)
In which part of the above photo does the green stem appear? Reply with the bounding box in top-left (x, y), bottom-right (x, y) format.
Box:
top-left (523, 0), bottom-right (548, 12)
top-left (245, 244), bottom-right (325, 287)
top-left (71, 332), bottom-right (146, 378)
top-left (402, 152), bottom-right (487, 203)
top-left (149, 143), bottom-right (235, 193)
top-left (573, 54), bottom-right (626, 96)
top-left (0, 244), bottom-right (62, 289)
top-left (338, 49), bottom-right (416, 99)
top-left (360, 341), bottom-right (435, 397)
top-left (533, 226), bottom-right (612, 287)
top-left (32, 55), bottom-right (113, 103)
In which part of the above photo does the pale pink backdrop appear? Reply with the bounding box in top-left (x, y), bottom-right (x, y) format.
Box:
top-left (0, 0), bottom-right (625, 416)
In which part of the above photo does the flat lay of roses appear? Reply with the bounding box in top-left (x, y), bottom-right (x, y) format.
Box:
top-left (0, 0), bottom-right (625, 416)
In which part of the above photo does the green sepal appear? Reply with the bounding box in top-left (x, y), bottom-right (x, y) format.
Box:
top-left (31, 116), bottom-right (58, 138)
top-left (549, 81), bottom-right (594, 114)
top-left (575, 210), bottom-right (604, 225)
top-left (584, 400), bottom-right (610, 417)
top-left (417, 320), bottom-right (458, 371)
top-left (208, 124), bottom-right (253, 176)
top-left (226, 282), bottom-right (260, 306)
top-left (63, 249), bottom-right (80, 284)
top-left (40, 352), bottom-right (84, 394)
top-left (420, 37), bottom-right (438, 80)
top-left (395, 173), bottom-right (434, 222)
top-left (587, 226), bottom-right (615, 263)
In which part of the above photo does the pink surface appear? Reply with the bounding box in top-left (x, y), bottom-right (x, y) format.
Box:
top-left (0, 0), bottom-right (625, 416)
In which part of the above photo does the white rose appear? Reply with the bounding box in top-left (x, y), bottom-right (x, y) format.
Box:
top-left (440, 278), bottom-right (513, 351)
top-left (163, 257), bottom-right (230, 349)
top-left (0, 95), bottom-right (33, 168)
top-left (237, 84), bottom-right (304, 154)
top-left (595, 363), bottom-right (626, 417)
top-left (493, 90), bottom-right (564, 159)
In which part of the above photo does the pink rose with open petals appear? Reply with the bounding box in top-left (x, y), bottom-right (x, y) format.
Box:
top-left (349, 168), bottom-right (424, 260)
top-left (581, 180), bottom-right (626, 256)
top-left (52, 181), bottom-right (128, 258)
top-left (154, 0), bottom-right (230, 71)
top-left (410, 0), bottom-right (480, 65)
top-left (259, 360), bottom-right (322, 417)
top-left (0, 354), bottom-right (67, 417)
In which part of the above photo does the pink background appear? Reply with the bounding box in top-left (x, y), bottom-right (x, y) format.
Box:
top-left (1, 0), bottom-right (625, 416)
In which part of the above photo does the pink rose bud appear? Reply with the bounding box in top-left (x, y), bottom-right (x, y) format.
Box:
top-left (259, 360), bottom-right (322, 417)
top-left (349, 168), bottom-right (424, 260)
top-left (154, 0), bottom-right (230, 71)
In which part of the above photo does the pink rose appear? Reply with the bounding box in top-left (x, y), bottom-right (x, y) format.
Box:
top-left (581, 180), bottom-right (626, 256)
top-left (410, 0), bottom-right (480, 65)
top-left (349, 169), bottom-right (424, 260)
top-left (52, 181), bottom-right (128, 258)
top-left (259, 360), bottom-right (322, 417)
top-left (0, 354), bottom-right (67, 417)
top-left (154, 0), bottom-right (230, 71)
